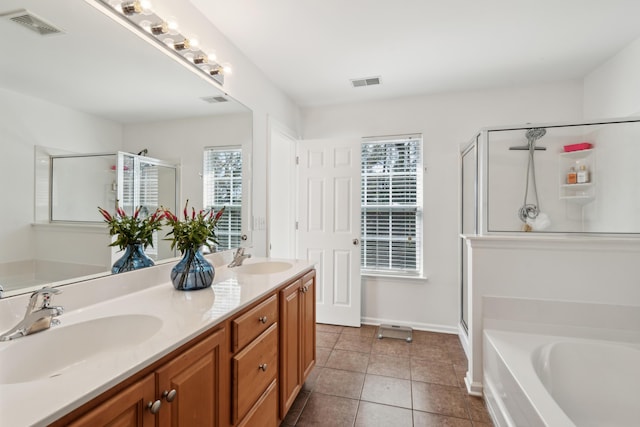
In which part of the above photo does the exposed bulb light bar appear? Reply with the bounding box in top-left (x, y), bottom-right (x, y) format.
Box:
top-left (95, 0), bottom-right (228, 85)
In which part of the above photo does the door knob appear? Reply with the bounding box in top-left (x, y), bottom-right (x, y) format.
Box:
top-left (353, 238), bottom-right (360, 246)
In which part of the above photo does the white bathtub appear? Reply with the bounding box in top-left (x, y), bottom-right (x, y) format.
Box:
top-left (483, 329), bottom-right (640, 427)
top-left (0, 260), bottom-right (108, 293)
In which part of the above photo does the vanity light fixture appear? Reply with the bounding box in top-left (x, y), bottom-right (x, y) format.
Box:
top-left (96, 0), bottom-right (228, 85)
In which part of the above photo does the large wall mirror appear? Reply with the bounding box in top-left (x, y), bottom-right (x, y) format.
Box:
top-left (0, 0), bottom-right (252, 297)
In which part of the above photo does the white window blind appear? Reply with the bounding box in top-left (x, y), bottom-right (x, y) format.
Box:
top-left (361, 135), bottom-right (422, 274)
top-left (203, 147), bottom-right (243, 250)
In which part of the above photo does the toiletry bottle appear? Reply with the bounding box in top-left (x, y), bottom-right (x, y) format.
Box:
top-left (577, 165), bottom-right (589, 183)
top-left (567, 167), bottom-right (577, 184)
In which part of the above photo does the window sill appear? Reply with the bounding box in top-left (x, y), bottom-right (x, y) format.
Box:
top-left (361, 271), bottom-right (428, 282)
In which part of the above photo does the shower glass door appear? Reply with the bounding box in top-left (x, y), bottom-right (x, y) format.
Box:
top-left (460, 137), bottom-right (477, 334)
top-left (116, 152), bottom-right (178, 261)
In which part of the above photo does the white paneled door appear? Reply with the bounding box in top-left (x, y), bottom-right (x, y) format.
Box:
top-left (297, 139), bottom-right (361, 327)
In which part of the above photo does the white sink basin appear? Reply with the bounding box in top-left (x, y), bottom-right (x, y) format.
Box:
top-left (234, 261), bottom-right (293, 275)
top-left (0, 314), bottom-right (162, 384)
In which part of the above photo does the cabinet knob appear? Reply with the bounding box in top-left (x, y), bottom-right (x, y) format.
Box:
top-left (147, 399), bottom-right (162, 414)
top-left (259, 363), bottom-right (268, 372)
top-left (301, 286), bottom-right (308, 294)
top-left (259, 316), bottom-right (268, 324)
top-left (162, 389), bottom-right (177, 402)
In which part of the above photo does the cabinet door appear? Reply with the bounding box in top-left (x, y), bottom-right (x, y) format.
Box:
top-left (237, 380), bottom-right (278, 427)
top-left (279, 279), bottom-right (302, 418)
top-left (68, 374), bottom-right (156, 427)
top-left (156, 328), bottom-right (225, 427)
top-left (301, 271), bottom-right (316, 381)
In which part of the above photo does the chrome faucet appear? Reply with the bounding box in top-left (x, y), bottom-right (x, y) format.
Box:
top-left (228, 247), bottom-right (251, 268)
top-left (0, 287), bottom-right (64, 341)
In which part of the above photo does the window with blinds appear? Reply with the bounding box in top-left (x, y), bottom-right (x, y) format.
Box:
top-left (203, 147), bottom-right (243, 251)
top-left (361, 135), bottom-right (422, 275)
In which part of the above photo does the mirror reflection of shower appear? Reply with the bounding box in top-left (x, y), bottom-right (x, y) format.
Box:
top-left (509, 127), bottom-right (551, 231)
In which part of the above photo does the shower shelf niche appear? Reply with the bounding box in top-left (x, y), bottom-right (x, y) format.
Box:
top-left (559, 148), bottom-right (594, 203)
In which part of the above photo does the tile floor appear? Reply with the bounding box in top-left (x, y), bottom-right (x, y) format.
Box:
top-left (281, 324), bottom-right (493, 427)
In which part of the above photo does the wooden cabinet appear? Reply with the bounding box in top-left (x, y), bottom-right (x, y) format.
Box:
top-left (54, 268), bottom-right (315, 427)
top-left (279, 270), bottom-right (316, 418)
top-left (156, 328), bottom-right (226, 427)
top-left (56, 327), bottom-right (226, 427)
top-left (67, 374), bottom-right (156, 427)
top-left (300, 271), bottom-right (316, 381)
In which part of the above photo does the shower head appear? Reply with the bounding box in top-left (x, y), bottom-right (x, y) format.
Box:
top-left (525, 127), bottom-right (546, 142)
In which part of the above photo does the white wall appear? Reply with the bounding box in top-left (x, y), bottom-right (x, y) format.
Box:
top-left (0, 87), bottom-right (121, 266)
top-left (123, 113), bottom-right (252, 201)
top-left (151, 0), bottom-right (302, 256)
top-left (302, 81), bottom-right (584, 330)
top-left (584, 36), bottom-right (640, 118)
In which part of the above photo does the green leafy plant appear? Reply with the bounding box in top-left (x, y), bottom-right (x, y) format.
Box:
top-left (162, 200), bottom-right (225, 254)
top-left (98, 205), bottom-right (163, 250)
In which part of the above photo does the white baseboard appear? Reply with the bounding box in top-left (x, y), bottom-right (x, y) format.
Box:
top-left (464, 372), bottom-right (483, 396)
top-left (361, 316), bottom-right (458, 335)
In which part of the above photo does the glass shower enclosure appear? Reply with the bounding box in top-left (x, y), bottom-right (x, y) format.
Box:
top-left (459, 116), bottom-right (640, 332)
top-left (50, 151), bottom-right (179, 261)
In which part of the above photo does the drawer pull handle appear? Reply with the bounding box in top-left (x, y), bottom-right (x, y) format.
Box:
top-left (259, 363), bottom-right (268, 372)
top-left (259, 316), bottom-right (268, 324)
top-left (162, 389), bottom-right (177, 402)
top-left (147, 399), bottom-right (162, 414)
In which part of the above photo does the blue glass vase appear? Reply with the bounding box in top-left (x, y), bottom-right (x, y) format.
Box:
top-left (111, 243), bottom-right (155, 274)
top-left (171, 247), bottom-right (215, 291)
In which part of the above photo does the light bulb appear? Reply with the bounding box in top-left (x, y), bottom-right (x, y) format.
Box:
top-left (188, 36), bottom-right (199, 50)
top-left (223, 65), bottom-right (232, 74)
top-left (207, 51), bottom-right (217, 62)
top-left (166, 17), bottom-right (179, 35)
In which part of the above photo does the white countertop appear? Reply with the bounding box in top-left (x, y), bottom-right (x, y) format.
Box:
top-left (0, 255), bottom-right (314, 427)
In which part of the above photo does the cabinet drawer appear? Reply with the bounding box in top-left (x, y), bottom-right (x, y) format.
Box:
top-left (233, 323), bottom-right (278, 423)
top-left (237, 380), bottom-right (278, 427)
top-left (232, 294), bottom-right (278, 352)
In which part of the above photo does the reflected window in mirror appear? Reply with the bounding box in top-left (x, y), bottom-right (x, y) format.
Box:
top-left (203, 147), bottom-right (243, 250)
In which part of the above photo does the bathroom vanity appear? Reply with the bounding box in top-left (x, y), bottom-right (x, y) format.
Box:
top-left (0, 256), bottom-right (315, 427)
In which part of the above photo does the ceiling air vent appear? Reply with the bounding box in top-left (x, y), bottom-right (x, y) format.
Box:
top-left (350, 76), bottom-right (381, 88)
top-left (201, 96), bottom-right (228, 104)
top-left (2, 9), bottom-right (64, 36)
